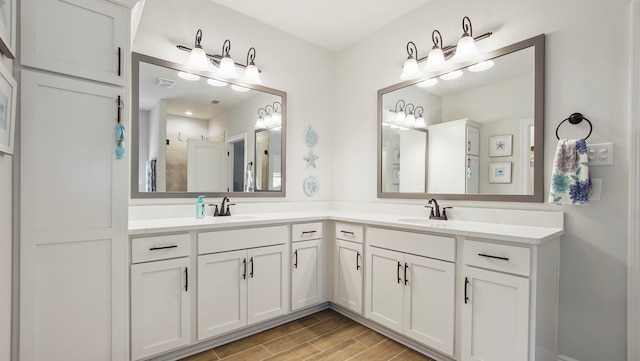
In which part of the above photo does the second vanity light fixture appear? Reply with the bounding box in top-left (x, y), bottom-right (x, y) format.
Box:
top-left (177, 29), bottom-right (263, 84)
top-left (255, 101), bottom-right (283, 129)
top-left (400, 16), bottom-right (493, 80)
top-left (386, 100), bottom-right (426, 129)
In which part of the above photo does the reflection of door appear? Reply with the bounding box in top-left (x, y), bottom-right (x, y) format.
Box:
top-left (187, 139), bottom-right (227, 192)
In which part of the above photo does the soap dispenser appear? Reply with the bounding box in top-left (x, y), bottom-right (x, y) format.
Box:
top-left (196, 196), bottom-right (205, 219)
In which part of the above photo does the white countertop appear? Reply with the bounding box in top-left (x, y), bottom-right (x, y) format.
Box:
top-left (129, 210), bottom-right (564, 245)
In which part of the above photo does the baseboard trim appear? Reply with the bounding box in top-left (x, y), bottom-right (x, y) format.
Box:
top-left (557, 354), bottom-right (581, 361)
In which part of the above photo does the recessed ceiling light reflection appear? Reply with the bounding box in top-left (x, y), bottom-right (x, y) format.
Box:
top-left (178, 71), bottom-right (200, 81)
top-left (231, 84), bottom-right (250, 92)
top-left (417, 78), bottom-right (438, 88)
top-left (206, 78), bottom-right (228, 87)
top-left (468, 60), bottom-right (495, 72)
top-left (185, 111), bottom-right (193, 116)
top-left (440, 70), bottom-right (463, 80)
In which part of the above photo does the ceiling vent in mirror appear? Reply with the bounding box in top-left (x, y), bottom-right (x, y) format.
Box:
top-left (156, 77), bottom-right (177, 88)
top-left (209, 99), bottom-right (220, 105)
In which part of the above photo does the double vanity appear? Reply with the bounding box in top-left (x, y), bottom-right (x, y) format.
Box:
top-left (128, 209), bottom-right (563, 361)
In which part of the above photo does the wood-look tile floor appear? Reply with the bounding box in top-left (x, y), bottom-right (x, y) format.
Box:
top-left (180, 309), bottom-right (436, 361)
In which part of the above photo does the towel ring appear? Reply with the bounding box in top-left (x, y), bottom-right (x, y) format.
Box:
top-left (555, 112), bottom-right (592, 140)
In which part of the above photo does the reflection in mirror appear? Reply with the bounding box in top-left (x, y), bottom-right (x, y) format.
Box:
top-left (132, 53), bottom-right (286, 198)
top-left (378, 35), bottom-right (544, 202)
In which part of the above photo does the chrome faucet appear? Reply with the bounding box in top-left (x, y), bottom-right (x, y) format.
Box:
top-left (426, 198), bottom-right (452, 220)
top-left (211, 197), bottom-right (234, 217)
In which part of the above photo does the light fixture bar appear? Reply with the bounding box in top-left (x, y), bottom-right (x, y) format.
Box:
top-left (416, 32), bottom-right (492, 63)
top-left (176, 44), bottom-right (262, 73)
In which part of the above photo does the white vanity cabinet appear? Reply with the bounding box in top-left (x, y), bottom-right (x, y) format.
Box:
top-left (461, 239), bottom-right (559, 361)
top-left (291, 222), bottom-right (324, 310)
top-left (366, 228), bottom-right (456, 356)
top-left (427, 118), bottom-right (480, 194)
top-left (197, 226), bottom-right (289, 340)
top-left (333, 223), bottom-right (364, 314)
top-left (130, 234), bottom-right (192, 360)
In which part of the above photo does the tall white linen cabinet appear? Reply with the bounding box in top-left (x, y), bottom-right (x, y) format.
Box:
top-left (19, 0), bottom-right (135, 360)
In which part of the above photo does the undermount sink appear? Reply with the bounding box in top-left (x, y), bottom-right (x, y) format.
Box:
top-left (396, 218), bottom-right (447, 227)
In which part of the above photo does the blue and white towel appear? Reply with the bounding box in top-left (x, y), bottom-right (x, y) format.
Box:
top-left (549, 139), bottom-right (591, 205)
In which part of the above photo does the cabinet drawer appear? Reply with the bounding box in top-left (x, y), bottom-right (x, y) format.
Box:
top-left (198, 226), bottom-right (287, 255)
top-left (292, 222), bottom-right (323, 242)
top-left (132, 234), bottom-right (191, 264)
top-left (335, 222), bottom-right (363, 243)
top-left (464, 240), bottom-right (530, 277)
top-left (367, 227), bottom-right (455, 263)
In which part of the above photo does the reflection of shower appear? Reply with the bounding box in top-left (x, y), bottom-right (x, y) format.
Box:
top-left (245, 162), bottom-right (254, 192)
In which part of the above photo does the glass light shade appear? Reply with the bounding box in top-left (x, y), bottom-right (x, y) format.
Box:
top-left (468, 60), bottom-right (495, 72)
top-left (207, 78), bottom-right (227, 87)
top-left (219, 57), bottom-right (238, 77)
top-left (187, 47), bottom-right (212, 70)
top-left (440, 70), bottom-right (463, 80)
top-left (415, 116), bottom-right (427, 128)
top-left (424, 47), bottom-right (445, 71)
top-left (400, 57), bottom-right (420, 80)
top-left (271, 112), bottom-right (282, 126)
top-left (178, 71), bottom-right (200, 81)
top-left (452, 35), bottom-right (477, 62)
top-left (417, 78), bottom-right (438, 88)
top-left (230, 84), bottom-right (249, 92)
top-left (264, 114), bottom-right (272, 127)
top-left (243, 64), bottom-right (262, 84)
top-left (404, 113), bottom-right (416, 127)
top-left (395, 111), bottom-right (406, 123)
top-left (255, 118), bottom-right (266, 129)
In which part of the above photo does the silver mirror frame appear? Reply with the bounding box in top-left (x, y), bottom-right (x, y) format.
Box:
top-left (131, 52), bottom-right (287, 199)
top-left (377, 34), bottom-right (545, 202)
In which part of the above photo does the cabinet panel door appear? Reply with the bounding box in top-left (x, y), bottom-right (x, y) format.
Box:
top-left (462, 266), bottom-right (530, 361)
top-left (466, 155), bottom-right (479, 194)
top-left (198, 250), bottom-right (247, 340)
top-left (292, 239), bottom-right (323, 310)
top-left (466, 126), bottom-right (480, 156)
top-left (131, 258), bottom-right (190, 360)
top-left (21, 0), bottom-right (126, 85)
top-left (367, 247), bottom-right (404, 333)
top-left (334, 239), bottom-right (363, 313)
top-left (248, 244), bottom-right (288, 324)
top-left (403, 255), bottom-right (455, 356)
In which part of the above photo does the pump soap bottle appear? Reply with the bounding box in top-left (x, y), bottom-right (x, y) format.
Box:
top-left (196, 196), bottom-right (205, 219)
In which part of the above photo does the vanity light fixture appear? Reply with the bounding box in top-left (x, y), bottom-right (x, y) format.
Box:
top-left (398, 17), bottom-right (491, 80)
top-left (264, 104), bottom-right (274, 127)
top-left (451, 16), bottom-right (478, 63)
top-left (177, 29), bottom-right (263, 83)
top-left (404, 103), bottom-right (416, 127)
top-left (394, 100), bottom-right (406, 123)
top-left (255, 108), bottom-right (267, 129)
top-left (271, 102), bottom-right (282, 126)
top-left (414, 106), bottom-right (427, 128)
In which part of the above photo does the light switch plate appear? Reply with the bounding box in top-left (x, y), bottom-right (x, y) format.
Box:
top-left (589, 178), bottom-right (602, 201)
top-left (586, 142), bottom-right (614, 166)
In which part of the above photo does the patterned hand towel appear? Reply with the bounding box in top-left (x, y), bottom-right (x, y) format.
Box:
top-left (549, 138), bottom-right (591, 205)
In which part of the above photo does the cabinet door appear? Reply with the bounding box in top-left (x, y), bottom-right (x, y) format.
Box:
top-left (367, 247), bottom-right (404, 333)
top-left (20, 70), bottom-right (127, 361)
top-left (466, 126), bottom-right (480, 156)
top-left (131, 258), bottom-right (191, 360)
top-left (462, 266), bottom-right (530, 361)
top-left (334, 239), bottom-right (364, 313)
top-left (198, 250), bottom-right (247, 340)
top-left (21, 0), bottom-right (126, 85)
top-left (292, 239), bottom-right (323, 310)
top-left (403, 255), bottom-right (455, 356)
top-left (466, 155), bottom-right (479, 194)
top-left (247, 244), bottom-right (288, 324)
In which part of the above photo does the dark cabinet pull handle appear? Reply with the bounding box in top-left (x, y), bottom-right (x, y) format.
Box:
top-left (404, 263), bottom-right (409, 285)
top-left (478, 253), bottom-right (510, 261)
top-left (464, 277), bottom-right (470, 304)
top-left (468, 140), bottom-right (472, 152)
top-left (341, 230), bottom-right (355, 236)
top-left (397, 262), bottom-right (402, 284)
top-left (293, 250), bottom-right (298, 269)
top-left (242, 258), bottom-right (247, 280)
top-left (302, 230), bottom-right (317, 235)
top-left (250, 257), bottom-right (254, 278)
top-left (117, 47), bottom-right (121, 76)
top-left (149, 245), bottom-right (178, 251)
top-left (356, 252), bottom-right (361, 270)
top-left (184, 267), bottom-right (188, 292)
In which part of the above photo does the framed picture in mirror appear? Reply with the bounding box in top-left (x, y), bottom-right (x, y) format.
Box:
top-left (489, 162), bottom-right (512, 183)
top-left (489, 134), bottom-right (513, 157)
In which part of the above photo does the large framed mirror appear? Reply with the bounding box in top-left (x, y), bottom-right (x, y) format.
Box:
top-left (132, 52), bottom-right (286, 198)
top-left (378, 35), bottom-right (544, 202)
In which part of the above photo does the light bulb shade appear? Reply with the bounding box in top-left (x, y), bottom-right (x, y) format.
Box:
top-left (404, 114), bottom-right (416, 127)
top-left (417, 78), bottom-right (438, 88)
top-left (395, 111), bottom-right (406, 123)
top-left (243, 63), bottom-right (262, 84)
top-left (424, 47), bottom-right (445, 71)
top-left (178, 71), bottom-right (200, 81)
top-left (468, 60), bottom-right (495, 72)
top-left (219, 57), bottom-right (238, 77)
top-left (271, 112), bottom-right (282, 126)
top-left (415, 116), bottom-right (427, 128)
top-left (264, 114), bottom-right (272, 127)
top-left (400, 57), bottom-right (420, 80)
top-left (187, 47), bottom-right (212, 70)
top-left (255, 118), bottom-right (266, 129)
top-left (452, 35), bottom-right (477, 62)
